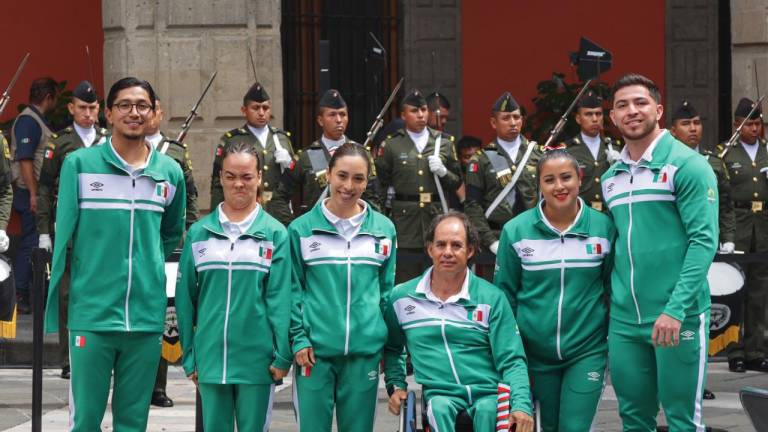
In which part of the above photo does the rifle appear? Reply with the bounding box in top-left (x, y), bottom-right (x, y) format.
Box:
top-left (176, 71), bottom-right (217, 143)
top-left (0, 53), bottom-right (31, 117)
top-left (719, 94), bottom-right (766, 158)
top-left (542, 78), bottom-right (594, 149)
top-left (361, 77), bottom-right (404, 149)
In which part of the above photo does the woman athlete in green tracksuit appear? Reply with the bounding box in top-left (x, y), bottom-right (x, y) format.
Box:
top-left (494, 149), bottom-right (616, 432)
top-left (176, 141), bottom-right (292, 431)
top-left (289, 142), bottom-right (397, 432)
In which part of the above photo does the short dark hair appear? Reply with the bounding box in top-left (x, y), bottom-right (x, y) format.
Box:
top-left (456, 135), bottom-right (483, 152)
top-left (29, 78), bottom-right (58, 105)
top-left (328, 142), bottom-right (371, 176)
top-left (536, 148), bottom-right (580, 179)
top-left (426, 93), bottom-right (451, 111)
top-left (106, 77), bottom-right (157, 110)
top-left (424, 211), bottom-right (480, 263)
top-left (611, 73), bottom-right (661, 104)
top-left (223, 140), bottom-right (263, 171)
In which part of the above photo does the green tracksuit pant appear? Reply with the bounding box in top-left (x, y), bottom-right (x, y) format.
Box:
top-left (609, 313), bottom-right (709, 431)
top-left (68, 331), bottom-right (162, 431)
top-left (530, 351), bottom-right (606, 432)
top-left (293, 352), bottom-right (380, 432)
top-left (198, 383), bottom-right (275, 431)
top-left (425, 393), bottom-right (498, 432)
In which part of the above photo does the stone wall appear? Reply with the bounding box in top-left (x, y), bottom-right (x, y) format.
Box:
top-left (731, 0), bottom-right (768, 118)
top-left (101, 0), bottom-right (283, 210)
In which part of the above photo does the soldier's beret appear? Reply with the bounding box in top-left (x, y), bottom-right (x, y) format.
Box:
top-left (735, 97), bottom-right (762, 119)
top-left (401, 89), bottom-right (427, 109)
top-left (244, 82), bottom-right (270, 103)
top-left (319, 89), bottom-right (346, 109)
top-left (575, 91), bottom-right (601, 110)
top-left (73, 80), bottom-right (98, 103)
top-left (671, 100), bottom-right (699, 122)
top-left (492, 91), bottom-right (519, 113)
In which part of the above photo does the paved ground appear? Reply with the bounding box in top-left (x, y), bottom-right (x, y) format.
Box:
top-left (0, 361), bottom-right (763, 431)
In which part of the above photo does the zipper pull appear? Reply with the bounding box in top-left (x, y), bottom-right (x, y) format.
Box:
top-left (347, 241), bottom-right (351, 249)
top-left (629, 175), bottom-right (633, 184)
top-left (230, 242), bottom-right (235, 251)
top-left (560, 235), bottom-right (565, 244)
top-left (132, 178), bottom-right (135, 187)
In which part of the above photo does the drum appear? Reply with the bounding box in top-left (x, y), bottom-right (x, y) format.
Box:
top-left (162, 250), bottom-right (182, 363)
top-left (707, 262), bottom-right (745, 356)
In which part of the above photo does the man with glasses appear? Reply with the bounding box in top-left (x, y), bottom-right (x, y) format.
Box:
top-left (43, 77), bottom-right (186, 431)
top-left (36, 80), bottom-right (108, 380)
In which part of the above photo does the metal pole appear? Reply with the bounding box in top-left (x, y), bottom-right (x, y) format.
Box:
top-left (31, 248), bottom-right (49, 432)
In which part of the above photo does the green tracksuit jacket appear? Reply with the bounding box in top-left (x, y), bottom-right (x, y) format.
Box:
top-left (288, 203), bottom-right (397, 357)
top-left (383, 269), bottom-right (532, 415)
top-left (494, 199), bottom-right (615, 366)
top-left (44, 139), bottom-right (186, 334)
top-left (176, 206), bottom-right (292, 384)
top-left (601, 131), bottom-right (718, 324)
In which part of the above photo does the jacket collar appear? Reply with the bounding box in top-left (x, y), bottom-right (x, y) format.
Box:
top-left (614, 129), bottom-right (672, 173)
top-left (101, 136), bottom-right (170, 181)
top-left (533, 197), bottom-right (590, 237)
top-left (409, 266), bottom-right (479, 307)
top-left (200, 205), bottom-right (267, 239)
top-left (308, 200), bottom-right (386, 237)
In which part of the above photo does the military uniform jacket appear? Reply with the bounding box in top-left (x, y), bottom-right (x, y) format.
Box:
top-left (156, 134), bottom-right (199, 228)
top-left (278, 137), bottom-right (381, 214)
top-left (464, 137), bottom-right (542, 249)
top-left (701, 147), bottom-right (735, 244)
top-left (0, 136), bottom-right (13, 230)
top-left (37, 125), bottom-right (109, 235)
top-left (560, 135), bottom-right (620, 211)
top-left (721, 139), bottom-right (768, 251)
top-left (375, 127), bottom-right (461, 249)
top-left (211, 125), bottom-right (294, 225)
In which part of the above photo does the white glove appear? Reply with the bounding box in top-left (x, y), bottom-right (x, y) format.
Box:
top-left (39, 234), bottom-right (52, 252)
top-left (606, 148), bottom-right (621, 164)
top-left (274, 147), bottom-right (292, 169)
top-left (719, 242), bottom-right (735, 254)
top-left (489, 240), bottom-right (499, 255)
top-left (0, 230), bottom-right (8, 253)
top-left (428, 155), bottom-right (448, 178)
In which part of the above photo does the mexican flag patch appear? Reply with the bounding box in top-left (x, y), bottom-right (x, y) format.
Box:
top-left (258, 245), bottom-right (273, 260)
top-left (653, 171), bottom-right (668, 183)
top-left (468, 162), bottom-right (478, 173)
top-left (469, 308), bottom-right (483, 322)
top-left (156, 183), bottom-right (169, 198)
top-left (44, 149), bottom-right (54, 160)
top-left (74, 335), bottom-right (86, 348)
top-left (300, 365), bottom-right (312, 377)
top-left (585, 243), bottom-right (602, 255)
top-left (374, 239), bottom-right (389, 256)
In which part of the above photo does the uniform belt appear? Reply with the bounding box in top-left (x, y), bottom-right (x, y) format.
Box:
top-left (734, 201), bottom-right (764, 209)
top-left (395, 193), bottom-right (438, 202)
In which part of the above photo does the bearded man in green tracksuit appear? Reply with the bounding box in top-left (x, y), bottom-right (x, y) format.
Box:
top-left (43, 77), bottom-right (186, 431)
top-left (601, 74), bottom-right (718, 431)
top-left (176, 141), bottom-right (291, 431)
top-left (385, 212), bottom-right (534, 432)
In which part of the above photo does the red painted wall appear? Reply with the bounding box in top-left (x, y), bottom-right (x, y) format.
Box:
top-left (461, 1), bottom-right (666, 142)
top-left (0, 1), bottom-right (104, 123)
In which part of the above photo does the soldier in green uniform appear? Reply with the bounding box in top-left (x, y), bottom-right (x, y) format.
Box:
top-left (464, 92), bottom-right (542, 256)
top-left (36, 81), bottom-right (108, 380)
top-left (556, 91), bottom-right (620, 211)
top-left (143, 98), bottom-right (199, 407)
top-left (375, 89), bottom-right (461, 283)
top-left (278, 89), bottom-right (380, 214)
top-left (669, 100), bottom-right (735, 253)
top-left (210, 82), bottom-right (294, 225)
top-left (722, 97), bottom-right (768, 373)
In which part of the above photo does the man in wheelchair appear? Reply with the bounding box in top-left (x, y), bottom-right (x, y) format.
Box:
top-left (383, 212), bottom-right (534, 432)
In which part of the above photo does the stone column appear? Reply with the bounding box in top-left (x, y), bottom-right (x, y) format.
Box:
top-left (731, 0), bottom-right (768, 119)
top-left (102, 0), bottom-right (283, 209)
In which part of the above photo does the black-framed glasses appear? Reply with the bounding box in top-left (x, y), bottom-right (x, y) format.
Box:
top-left (114, 101), bottom-right (153, 115)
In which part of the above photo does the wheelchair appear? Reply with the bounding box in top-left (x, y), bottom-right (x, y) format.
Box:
top-left (398, 390), bottom-right (540, 432)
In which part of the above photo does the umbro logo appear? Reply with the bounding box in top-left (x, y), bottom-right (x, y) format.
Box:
top-left (405, 304), bottom-right (416, 315)
top-left (606, 183), bottom-right (615, 193)
top-left (367, 370), bottom-right (378, 381)
top-left (681, 330), bottom-right (695, 341)
top-left (90, 181), bottom-right (104, 191)
top-left (587, 371), bottom-right (601, 382)
top-left (309, 241), bottom-right (322, 252)
top-left (521, 247), bottom-right (535, 257)
top-left (198, 248), bottom-right (207, 257)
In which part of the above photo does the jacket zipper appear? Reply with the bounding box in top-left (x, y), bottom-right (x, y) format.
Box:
top-left (441, 319), bottom-right (471, 402)
top-left (556, 235), bottom-right (565, 360)
top-left (222, 241), bottom-right (235, 384)
top-left (125, 177), bottom-right (136, 331)
top-left (628, 173), bottom-right (641, 323)
top-left (344, 240), bottom-right (352, 355)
